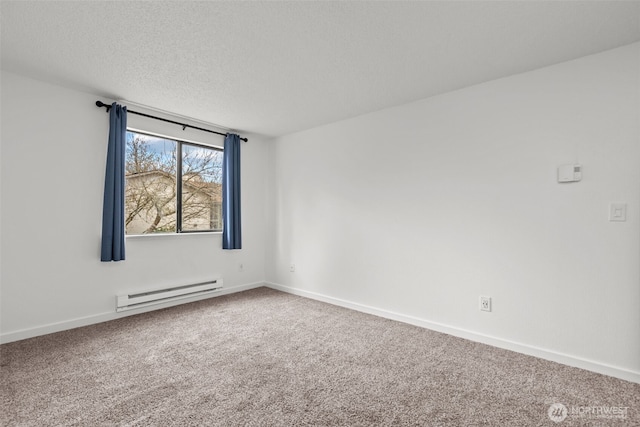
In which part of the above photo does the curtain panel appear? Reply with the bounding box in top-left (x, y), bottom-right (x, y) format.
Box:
top-left (222, 133), bottom-right (242, 249)
top-left (100, 103), bottom-right (127, 261)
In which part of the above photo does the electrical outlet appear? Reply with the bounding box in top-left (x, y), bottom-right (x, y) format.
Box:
top-left (290, 264), bottom-right (296, 272)
top-left (480, 296), bottom-right (492, 312)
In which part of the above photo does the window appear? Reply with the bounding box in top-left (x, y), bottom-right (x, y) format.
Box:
top-left (124, 130), bottom-right (223, 235)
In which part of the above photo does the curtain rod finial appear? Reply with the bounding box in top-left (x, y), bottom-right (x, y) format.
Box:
top-left (96, 100), bottom-right (112, 112)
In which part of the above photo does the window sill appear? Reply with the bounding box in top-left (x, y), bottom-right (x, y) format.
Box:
top-left (126, 231), bottom-right (222, 239)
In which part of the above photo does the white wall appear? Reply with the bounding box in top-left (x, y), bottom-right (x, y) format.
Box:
top-left (268, 43), bottom-right (640, 381)
top-left (0, 71), bottom-right (269, 341)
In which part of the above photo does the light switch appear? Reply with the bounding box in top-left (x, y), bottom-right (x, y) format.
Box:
top-left (609, 203), bottom-right (627, 222)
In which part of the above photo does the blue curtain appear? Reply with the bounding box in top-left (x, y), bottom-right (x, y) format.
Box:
top-left (100, 103), bottom-right (127, 261)
top-left (222, 133), bottom-right (242, 249)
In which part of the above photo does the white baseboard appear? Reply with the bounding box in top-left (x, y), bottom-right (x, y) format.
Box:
top-left (0, 281), bottom-right (264, 344)
top-left (265, 282), bottom-right (640, 384)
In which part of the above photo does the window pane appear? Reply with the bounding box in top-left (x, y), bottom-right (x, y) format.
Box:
top-left (181, 143), bottom-right (223, 232)
top-left (125, 132), bottom-right (177, 234)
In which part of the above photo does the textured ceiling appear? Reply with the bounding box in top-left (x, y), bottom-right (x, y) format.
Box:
top-left (2, 1), bottom-right (639, 137)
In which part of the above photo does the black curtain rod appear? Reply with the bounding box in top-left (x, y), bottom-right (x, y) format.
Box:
top-left (95, 101), bottom-right (248, 142)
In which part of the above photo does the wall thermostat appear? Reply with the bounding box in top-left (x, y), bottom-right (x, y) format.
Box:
top-left (558, 164), bottom-right (582, 183)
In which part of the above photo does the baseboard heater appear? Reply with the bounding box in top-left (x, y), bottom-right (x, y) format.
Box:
top-left (116, 279), bottom-right (223, 312)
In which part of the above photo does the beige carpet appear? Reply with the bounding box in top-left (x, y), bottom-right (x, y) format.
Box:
top-left (1, 287), bottom-right (638, 426)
